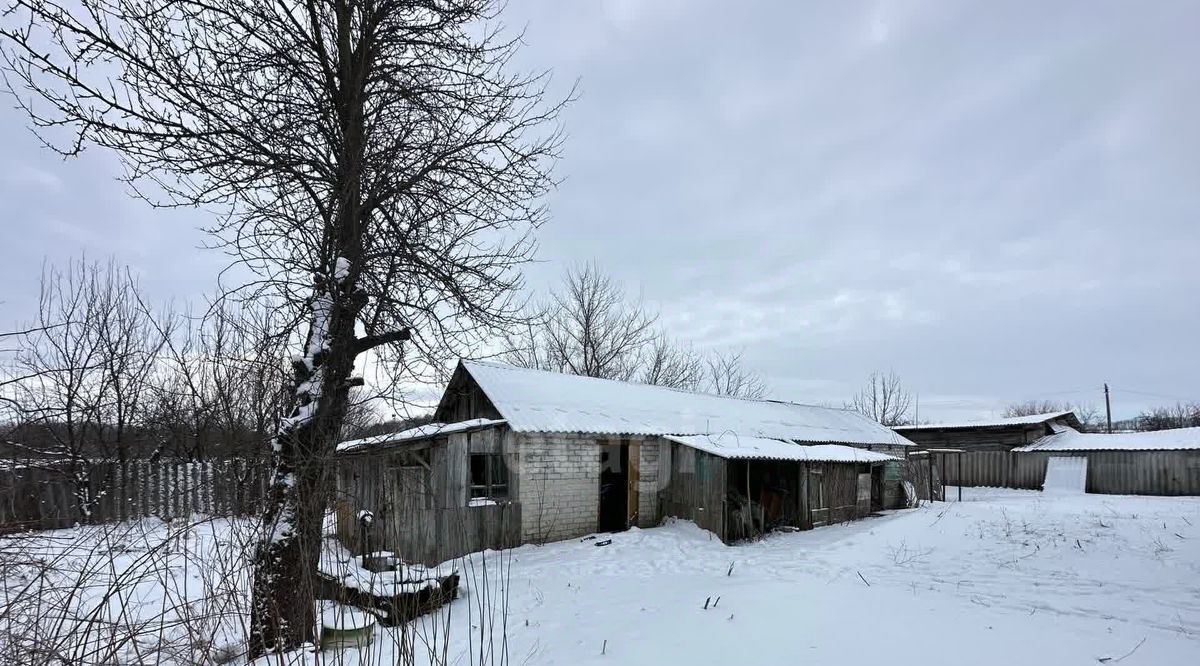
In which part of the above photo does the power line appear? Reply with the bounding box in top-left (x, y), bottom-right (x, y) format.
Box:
top-left (1112, 387), bottom-right (1200, 403)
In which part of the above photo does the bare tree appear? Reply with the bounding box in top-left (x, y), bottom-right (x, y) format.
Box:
top-left (1003, 400), bottom-right (1074, 418)
top-left (639, 335), bottom-right (705, 390)
top-left (848, 370), bottom-right (913, 426)
top-left (505, 264), bottom-right (657, 380)
top-left (504, 265), bottom-right (769, 397)
top-left (148, 300), bottom-right (289, 459)
top-left (2, 0), bottom-right (565, 655)
top-left (704, 349), bottom-right (767, 399)
top-left (5, 257), bottom-right (167, 517)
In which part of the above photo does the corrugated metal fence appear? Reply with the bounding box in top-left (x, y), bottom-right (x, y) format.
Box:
top-left (1083, 451), bottom-right (1200, 495)
top-left (0, 459), bottom-right (269, 532)
top-left (939, 451), bottom-right (1047, 490)
top-left (938, 450), bottom-right (1200, 496)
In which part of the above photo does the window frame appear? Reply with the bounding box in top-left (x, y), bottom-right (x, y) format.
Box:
top-left (469, 452), bottom-right (509, 502)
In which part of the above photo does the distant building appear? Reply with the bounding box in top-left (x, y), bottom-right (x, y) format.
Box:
top-left (892, 412), bottom-right (1200, 496)
top-left (334, 360), bottom-right (915, 564)
top-left (894, 411), bottom-right (1082, 451)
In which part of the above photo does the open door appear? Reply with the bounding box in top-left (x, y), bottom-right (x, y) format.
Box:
top-left (598, 441), bottom-right (629, 532)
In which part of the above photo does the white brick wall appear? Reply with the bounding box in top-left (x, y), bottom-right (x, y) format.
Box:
top-left (518, 434), bottom-right (600, 543)
top-left (515, 435), bottom-right (663, 542)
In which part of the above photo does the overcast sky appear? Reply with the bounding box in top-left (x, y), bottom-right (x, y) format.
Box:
top-left (2, 0), bottom-right (1198, 422)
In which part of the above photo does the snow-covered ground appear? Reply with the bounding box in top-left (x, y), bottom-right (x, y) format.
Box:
top-left (321, 488), bottom-right (1200, 666)
top-left (0, 517), bottom-right (257, 664)
top-left (4, 489), bottom-right (1199, 665)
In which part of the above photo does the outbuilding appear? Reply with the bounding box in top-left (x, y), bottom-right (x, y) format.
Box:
top-left (1013, 426), bottom-right (1200, 495)
top-left (334, 360), bottom-right (915, 564)
top-left (894, 411), bottom-right (1082, 451)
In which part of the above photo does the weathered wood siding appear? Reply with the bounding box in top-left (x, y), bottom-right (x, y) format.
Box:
top-left (881, 461), bottom-right (906, 508)
top-left (660, 444), bottom-right (888, 542)
top-left (903, 423), bottom-right (1051, 451)
top-left (810, 462), bottom-right (867, 525)
top-left (433, 366), bottom-right (504, 423)
top-left (336, 429), bottom-right (522, 565)
top-left (659, 442), bottom-right (727, 540)
top-left (0, 459), bottom-right (267, 532)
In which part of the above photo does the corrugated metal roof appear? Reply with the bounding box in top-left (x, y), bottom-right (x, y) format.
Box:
top-left (461, 360), bottom-right (912, 446)
top-left (1014, 426), bottom-right (1200, 452)
top-left (666, 434), bottom-right (899, 463)
top-left (894, 410), bottom-right (1076, 431)
top-left (336, 418), bottom-right (506, 453)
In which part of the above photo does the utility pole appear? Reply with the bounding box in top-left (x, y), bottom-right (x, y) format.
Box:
top-left (1104, 383), bottom-right (1112, 433)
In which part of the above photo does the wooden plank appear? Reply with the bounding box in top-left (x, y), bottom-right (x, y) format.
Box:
top-left (799, 463), bottom-right (812, 530)
top-left (627, 440), bottom-right (640, 527)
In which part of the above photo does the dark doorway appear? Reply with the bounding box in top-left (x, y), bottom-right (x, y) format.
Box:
top-left (870, 465), bottom-right (884, 512)
top-left (598, 442), bottom-right (629, 532)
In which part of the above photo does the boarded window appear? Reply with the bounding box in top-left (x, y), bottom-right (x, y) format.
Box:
top-left (470, 453), bottom-right (508, 501)
top-left (809, 469), bottom-right (826, 508)
top-left (676, 445), bottom-right (695, 474)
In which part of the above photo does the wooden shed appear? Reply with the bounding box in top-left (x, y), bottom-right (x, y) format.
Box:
top-left (894, 411), bottom-right (1081, 451)
top-left (660, 434), bottom-right (900, 542)
top-left (334, 419), bottom-right (522, 565)
top-left (334, 360), bottom-right (916, 563)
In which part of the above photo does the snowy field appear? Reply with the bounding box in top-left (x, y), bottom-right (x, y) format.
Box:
top-left (0, 517), bottom-right (257, 664)
top-left (3, 489), bottom-right (1198, 665)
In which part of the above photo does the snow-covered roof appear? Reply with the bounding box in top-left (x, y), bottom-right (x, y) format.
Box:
top-left (453, 360), bottom-right (911, 446)
top-left (336, 418), bottom-right (505, 453)
top-left (666, 434), bottom-right (898, 463)
top-left (894, 411), bottom-right (1076, 431)
top-left (1014, 426), bottom-right (1200, 452)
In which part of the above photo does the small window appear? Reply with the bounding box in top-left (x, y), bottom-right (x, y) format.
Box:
top-left (470, 453), bottom-right (508, 502)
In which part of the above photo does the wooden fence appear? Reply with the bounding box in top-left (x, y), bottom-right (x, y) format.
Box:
top-left (0, 459), bottom-right (270, 532)
top-left (938, 451), bottom-right (1047, 490)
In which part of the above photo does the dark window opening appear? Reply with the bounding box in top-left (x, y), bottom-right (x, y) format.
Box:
top-left (470, 453), bottom-right (508, 502)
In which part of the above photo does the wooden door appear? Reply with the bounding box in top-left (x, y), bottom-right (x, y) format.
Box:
top-left (626, 440), bottom-right (640, 527)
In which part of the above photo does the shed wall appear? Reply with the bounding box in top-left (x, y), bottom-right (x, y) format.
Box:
top-left (514, 433), bottom-right (662, 543)
top-left (903, 424), bottom-right (1048, 451)
top-left (335, 432), bottom-right (522, 565)
top-left (659, 442), bottom-right (727, 539)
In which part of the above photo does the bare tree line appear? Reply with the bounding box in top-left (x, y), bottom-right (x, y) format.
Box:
top-left (1004, 398), bottom-right (1200, 433)
top-left (1, 256), bottom-right (289, 465)
top-left (1134, 402), bottom-right (1200, 431)
top-left (0, 257), bottom-right (293, 522)
top-left (1003, 399), bottom-right (1102, 430)
top-left (502, 263), bottom-right (767, 398)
